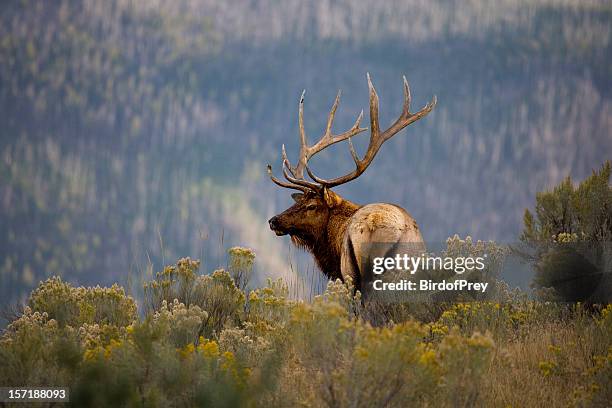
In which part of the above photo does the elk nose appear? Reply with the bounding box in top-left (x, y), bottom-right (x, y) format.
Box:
top-left (268, 216), bottom-right (278, 230)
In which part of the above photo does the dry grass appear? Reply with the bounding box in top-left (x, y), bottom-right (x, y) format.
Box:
top-left (0, 255), bottom-right (610, 407)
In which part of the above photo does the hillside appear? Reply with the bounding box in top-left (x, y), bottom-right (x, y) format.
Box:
top-left (1, 0), bottom-right (611, 303)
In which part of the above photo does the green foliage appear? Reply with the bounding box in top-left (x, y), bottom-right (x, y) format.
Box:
top-left (144, 257), bottom-right (245, 338)
top-left (151, 299), bottom-right (209, 348)
top-left (436, 301), bottom-right (554, 341)
top-left (442, 235), bottom-right (509, 302)
top-left (228, 246), bottom-right (255, 292)
top-left (143, 257), bottom-right (202, 312)
top-left (28, 276), bottom-right (137, 327)
top-left (280, 280), bottom-right (497, 406)
top-left (1, 249), bottom-right (611, 406)
top-left (0, 308), bottom-right (64, 386)
top-left (248, 278), bottom-right (292, 325)
top-left (522, 161), bottom-right (611, 243)
top-left (520, 162), bottom-right (612, 302)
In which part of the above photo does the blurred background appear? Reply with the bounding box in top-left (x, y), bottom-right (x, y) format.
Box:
top-left (1, 0), bottom-right (611, 304)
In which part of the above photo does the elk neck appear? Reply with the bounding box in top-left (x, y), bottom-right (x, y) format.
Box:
top-left (310, 198), bottom-right (360, 281)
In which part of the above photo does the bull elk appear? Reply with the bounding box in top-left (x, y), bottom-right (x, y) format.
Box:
top-left (267, 74), bottom-right (436, 293)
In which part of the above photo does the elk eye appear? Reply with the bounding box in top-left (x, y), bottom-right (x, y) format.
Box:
top-left (305, 204), bottom-right (317, 211)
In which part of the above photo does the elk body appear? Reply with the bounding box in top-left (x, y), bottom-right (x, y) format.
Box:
top-left (268, 74), bottom-right (436, 293)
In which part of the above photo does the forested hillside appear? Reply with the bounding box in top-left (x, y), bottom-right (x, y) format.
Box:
top-left (1, 0), bottom-right (611, 303)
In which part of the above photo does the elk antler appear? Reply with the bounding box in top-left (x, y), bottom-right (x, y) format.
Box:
top-left (289, 90), bottom-right (367, 179)
top-left (268, 73), bottom-right (436, 192)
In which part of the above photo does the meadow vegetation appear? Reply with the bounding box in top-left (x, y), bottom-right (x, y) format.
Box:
top-left (1, 161), bottom-right (610, 408)
top-left (521, 162), bottom-right (612, 303)
top-left (1, 246), bottom-right (610, 407)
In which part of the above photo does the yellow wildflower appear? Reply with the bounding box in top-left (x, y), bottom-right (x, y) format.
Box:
top-left (355, 346), bottom-right (369, 359)
top-left (419, 349), bottom-right (437, 366)
top-left (199, 340), bottom-right (220, 358)
top-left (84, 346), bottom-right (103, 361)
top-left (539, 361), bottom-right (556, 376)
top-left (178, 343), bottom-right (195, 359)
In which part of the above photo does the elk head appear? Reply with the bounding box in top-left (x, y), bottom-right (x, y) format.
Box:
top-left (267, 73), bottom-right (436, 260)
top-left (268, 189), bottom-right (343, 239)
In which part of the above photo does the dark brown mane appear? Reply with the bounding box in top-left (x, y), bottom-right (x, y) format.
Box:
top-left (290, 235), bottom-right (309, 250)
top-left (289, 198), bottom-right (360, 281)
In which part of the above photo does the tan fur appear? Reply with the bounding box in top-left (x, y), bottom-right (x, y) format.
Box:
top-left (341, 203), bottom-right (425, 285)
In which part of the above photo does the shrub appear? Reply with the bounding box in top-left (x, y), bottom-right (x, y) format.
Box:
top-left (247, 278), bottom-right (292, 325)
top-left (522, 161), bottom-right (612, 243)
top-left (191, 270), bottom-right (246, 337)
top-left (2, 249), bottom-right (610, 407)
top-left (437, 235), bottom-right (508, 302)
top-left (228, 246), bottom-right (256, 292)
top-left (520, 161), bottom-right (612, 302)
top-left (28, 277), bottom-right (137, 327)
top-left (436, 301), bottom-right (544, 340)
top-left (285, 292), bottom-right (495, 407)
top-left (144, 258), bottom-right (246, 337)
top-left (143, 257), bottom-right (201, 312)
top-left (150, 299), bottom-right (209, 348)
top-left (0, 307), bottom-right (87, 389)
top-left (436, 329), bottom-right (495, 406)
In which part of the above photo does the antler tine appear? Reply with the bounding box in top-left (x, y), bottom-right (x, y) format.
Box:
top-left (305, 73), bottom-right (436, 188)
top-left (305, 163), bottom-right (328, 185)
top-left (294, 90), bottom-right (308, 178)
top-left (323, 90), bottom-right (342, 141)
top-left (281, 144), bottom-right (296, 177)
top-left (292, 89), bottom-right (367, 180)
top-left (267, 164), bottom-right (308, 192)
top-left (367, 72), bottom-right (381, 141)
top-left (376, 75), bottom-right (436, 144)
top-left (347, 136), bottom-right (360, 166)
top-left (402, 75), bottom-right (411, 117)
top-left (282, 162), bottom-right (321, 191)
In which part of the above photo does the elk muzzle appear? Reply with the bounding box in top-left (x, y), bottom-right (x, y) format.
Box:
top-left (268, 216), bottom-right (287, 236)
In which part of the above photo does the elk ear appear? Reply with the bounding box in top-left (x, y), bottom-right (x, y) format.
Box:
top-left (322, 188), bottom-right (342, 208)
top-left (291, 193), bottom-right (304, 202)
